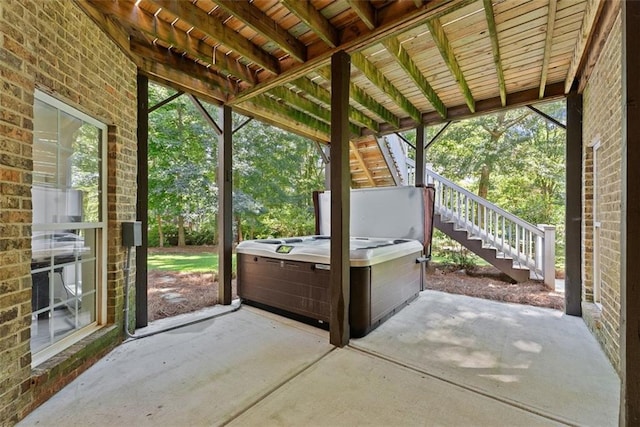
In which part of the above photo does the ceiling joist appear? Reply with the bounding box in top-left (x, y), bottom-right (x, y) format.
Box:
top-left (347, 0), bottom-right (376, 30)
top-left (292, 77), bottom-right (380, 132)
top-left (150, 0), bottom-right (281, 75)
top-left (383, 37), bottom-right (446, 118)
top-left (87, 0), bottom-right (256, 84)
top-left (214, 0), bottom-right (306, 63)
top-left (281, 0), bottom-right (339, 48)
top-left (351, 52), bottom-right (422, 123)
top-left (539, 0), bottom-right (558, 99)
top-left (251, 94), bottom-right (331, 136)
top-left (482, 0), bottom-right (507, 107)
top-left (427, 18), bottom-right (475, 113)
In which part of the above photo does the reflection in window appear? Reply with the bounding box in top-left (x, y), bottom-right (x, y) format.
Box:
top-left (31, 92), bottom-right (105, 359)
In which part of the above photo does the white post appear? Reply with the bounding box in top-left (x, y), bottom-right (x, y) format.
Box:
top-left (538, 224), bottom-right (556, 288)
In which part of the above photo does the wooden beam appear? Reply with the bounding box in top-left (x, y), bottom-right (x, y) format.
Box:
top-left (292, 77), bottom-right (379, 132)
top-left (137, 56), bottom-right (228, 103)
top-left (229, 0), bottom-right (475, 105)
top-left (87, 0), bottom-right (256, 84)
top-left (383, 37), bottom-right (446, 118)
top-left (371, 81), bottom-right (566, 134)
top-left (351, 52), bottom-right (422, 123)
top-left (149, 90), bottom-right (184, 113)
top-left (622, 2), bottom-right (640, 422)
top-left (348, 0), bottom-right (376, 30)
top-left (269, 87), bottom-right (362, 136)
top-left (415, 125), bottom-right (425, 187)
top-left (214, 0), bottom-right (306, 63)
top-left (539, 0), bottom-right (558, 99)
top-left (482, 0), bottom-right (507, 107)
top-left (188, 94), bottom-right (223, 135)
top-left (349, 141), bottom-right (375, 186)
top-left (143, 73), bottom-right (224, 108)
top-left (130, 39), bottom-right (236, 94)
top-left (218, 105), bottom-right (233, 305)
top-left (282, 0), bottom-right (339, 48)
top-left (151, 0), bottom-right (280, 75)
top-left (233, 104), bottom-right (328, 143)
top-left (427, 18), bottom-right (475, 113)
top-left (250, 95), bottom-right (331, 135)
top-left (577, 0), bottom-right (622, 93)
top-left (564, 0), bottom-right (605, 93)
top-left (330, 51), bottom-right (351, 347)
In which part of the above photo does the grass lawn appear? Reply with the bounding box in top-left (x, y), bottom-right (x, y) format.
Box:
top-left (148, 252), bottom-right (237, 273)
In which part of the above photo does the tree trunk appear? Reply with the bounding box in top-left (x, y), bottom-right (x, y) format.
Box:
top-left (236, 216), bottom-right (243, 243)
top-left (177, 215), bottom-right (186, 246)
top-left (478, 164), bottom-right (491, 199)
top-left (157, 214), bottom-right (164, 247)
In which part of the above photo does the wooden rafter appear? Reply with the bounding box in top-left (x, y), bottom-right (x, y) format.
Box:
top-left (351, 52), bottom-right (422, 123)
top-left (315, 67), bottom-right (401, 129)
top-left (383, 37), bottom-right (446, 118)
top-left (130, 39), bottom-right (236, 94)
top-left (349, 141), bottom-right (376, 186)
top-left (427, 18), bottom-right (475, 113)
top-left (233, 104), bottom-right (327, 143)
top-left (482, 0), bottom-right (507, 107)
top-left (347, 0), bottom-right (376, 30)
top-left (150, 0), bottom-right (280, 75)
top-left (539, 0), bottom-right (558, 99)
top-left (250, 94), bottom-right (331, 135)
top-left (214, 0), bottom-right (306, 63)
top-left (292, 77), bottom-right (379, 132)
top-left (564, 0), bottom-right (605, 93)
top-left (281, 0), bottom-right (339, 48)
top-left (87, 0), bottom-right (256, 84)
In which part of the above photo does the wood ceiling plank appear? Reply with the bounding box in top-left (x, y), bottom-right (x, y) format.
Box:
top-left (151, 0), bottom-right (280, 74)
top-left (539, 0), bottom-right (558, 98)
top-left (564, 0), bottom-right (604, 93)
top-left (427, 17), bottom-right (475, 113)
top-left (281, 0), bottom-right (339, 47)
top-left (482, 0), bottom-right (506, 107)
top-left (383, 37), bottom-right (446, 118)
top-left (351, 52), bottom-right (423, 122)
top-left (214, 0), bottom-right (307, 62)
top-left (347, 0), bottom-right (376, 30)
top-left (87, 0), bottom-right (256, 84)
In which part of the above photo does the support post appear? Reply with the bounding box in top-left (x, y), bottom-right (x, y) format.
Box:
top-left (135, 73), bottom-right (148, 328)
top-left (330, 51), bottom-right (351, 347)
top-left (621, 2), bottom-right (640, 423)
top-left (218, 105), bottom-right (233, 305)
top-left (565, 92), bottom-right (582, 316)
top-left (538, 224), bottom-right (555, 289)
top-left (415, 125), bottom-right (425, 187)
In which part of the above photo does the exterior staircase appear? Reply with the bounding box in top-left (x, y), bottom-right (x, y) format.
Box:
top-left (348, 134), bottom-right (556, 286)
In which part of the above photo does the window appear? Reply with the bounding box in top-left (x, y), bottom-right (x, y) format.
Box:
top-left (31, 91), bottom-right (107, 364)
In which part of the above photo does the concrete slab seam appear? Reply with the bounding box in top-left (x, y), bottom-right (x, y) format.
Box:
top-left (347, 343), bottom-right (578, 427)
top-left (219, 346), bottom-right (337, 426)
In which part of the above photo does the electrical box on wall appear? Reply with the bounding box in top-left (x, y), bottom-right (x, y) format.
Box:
top-left (122, 221), bottom-right (142, 247)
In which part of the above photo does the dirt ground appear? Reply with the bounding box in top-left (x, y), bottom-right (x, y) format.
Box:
top-left (147, 248), bottom-right (564, 321)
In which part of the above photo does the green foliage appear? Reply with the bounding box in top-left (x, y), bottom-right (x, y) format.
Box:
top-left (147, 82), bottom-right (325, 246)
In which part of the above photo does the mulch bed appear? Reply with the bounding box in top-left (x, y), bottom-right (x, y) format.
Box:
top-left (147, 260), bottom-right (564, 322)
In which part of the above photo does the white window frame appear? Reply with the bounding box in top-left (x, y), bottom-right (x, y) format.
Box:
top-left (592, 139), bottom-right (602, 310)
top-left (31, 90), bottom-right (108, 366)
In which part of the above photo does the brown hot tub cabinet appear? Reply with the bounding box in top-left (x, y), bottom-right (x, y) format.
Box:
top-left (236, 236), bottom-right (424, 337)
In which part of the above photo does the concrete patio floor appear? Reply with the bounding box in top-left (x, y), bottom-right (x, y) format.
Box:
top-left (19, 290), bottom-right (619, 426)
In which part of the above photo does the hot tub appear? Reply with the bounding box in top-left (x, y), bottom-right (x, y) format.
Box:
top-left (236, 235), bottom-right (424, 337)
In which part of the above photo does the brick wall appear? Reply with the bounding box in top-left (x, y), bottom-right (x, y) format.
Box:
top-left (582, 11), bottom-right (622, 372)
top-left (0, 1), bottom-right (137, 423)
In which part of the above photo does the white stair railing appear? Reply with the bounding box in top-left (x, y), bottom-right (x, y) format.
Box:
top-left (408, 164), bottom-right (555, 287)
